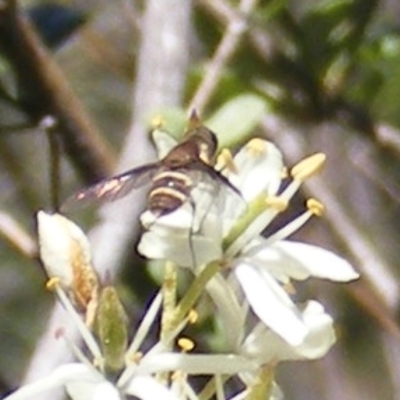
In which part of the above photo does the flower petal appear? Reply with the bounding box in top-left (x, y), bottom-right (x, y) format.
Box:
top-left (242, 301), bottom-right (336, 362)
top-left (261, 241), bottom-right (359, 282)
top-left (234, 262), bottom-right (308, 345)
top-left (138, 207), bottom-right (222, 267)
top-left (67, 380), bottom-right (120, 400)
top-left (152, 129), bottom-right (178, 159)
top-left (37, 212), bottom-right (79, 284)
top-left (227, 139), bottom-right (283, 202)
top-left (124, 376), bottom-right (180, 400)
top-left (3, 364), bottom-right (98, 400)
top-left (206, 273), bottom-right (246, 349)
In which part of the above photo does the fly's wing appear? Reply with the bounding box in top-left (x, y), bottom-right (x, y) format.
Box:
top-left (62, 162), bottom-right (161, 211)
top-left (180, 161), bottom-right (245, 235)
top-left (188, 160), bottom-right (242, 198)
top-left (187, 161), bottom-right (246, 219)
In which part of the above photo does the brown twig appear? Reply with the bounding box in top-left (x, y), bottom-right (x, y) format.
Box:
top-left (188, 0), bottom-right (260, 114)
top-left (0, 0), bottom-right (115, 183)
top-left (0, 211), bottom-right (37, 258)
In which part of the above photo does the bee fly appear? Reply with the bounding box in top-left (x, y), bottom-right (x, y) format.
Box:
top-left (65, 115), bottom-right (240, 216)
top-left (63, 114), bottom-right (241, 264)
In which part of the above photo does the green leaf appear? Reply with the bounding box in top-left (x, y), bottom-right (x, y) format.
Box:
top-left (205, 94), bottom-right (268, 149)
top-left (146, 107), bottom-right (187, 140)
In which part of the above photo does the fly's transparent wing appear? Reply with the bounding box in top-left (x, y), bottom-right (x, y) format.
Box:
top-left (62, 163), bottom-right (161, 210)
top-left (184, 162), bottom-right (245, 232)
top-left (187, 161), bottom-right (243, 201)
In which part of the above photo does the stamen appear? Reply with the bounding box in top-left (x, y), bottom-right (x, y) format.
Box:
top-left (178, 337), bottom-right (195, 352)
top-left (118, 317), bottom-right (190, 389)
top-left (283, 282), bottom-right (296, 295)
top-left (215, 374), bottom-right (226, 400)
top-left (265, 196), bottom-right (289, 212)
top-left (46, 276), bottom-right (61, 291)
top-left (307, 198), bottom-right (324, 216)
top-left (125, 291), bottom-right (163, 359)
top-left (126, 351), bottom-right (143, 365)
top-left (55, 324), bottom-right (102, 374)
top-left (278, 179), bottom-right (302, 202)
top-left (246, 138), bottom-right (268, 155)
top-left (54, 285), bottom-right (103, 367)
top-left (265, 209), bottom-right (314, 244)
top-left (171, 370), bottom-right (185, 381)
top-left (151, 115), bottom-right (165, 129)
top-left (216, 149), bottom-right (236, 173)
top-left (291, 153), bottom-right (326, 182)
top-left (188, 309), bottom-right (199, 324)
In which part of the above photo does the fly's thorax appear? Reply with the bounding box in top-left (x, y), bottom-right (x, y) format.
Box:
top-left (184, 126), bottom-right (218, 165)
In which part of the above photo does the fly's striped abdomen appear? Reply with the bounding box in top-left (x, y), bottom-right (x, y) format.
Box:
top-left (149, 171), bottom-right (193, 216)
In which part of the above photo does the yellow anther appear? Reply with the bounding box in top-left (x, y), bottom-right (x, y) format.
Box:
top-left (290, 153), bottom-right (326, 181)
top-left (307, 198), bottom-right (324, 216)
top-left (283, 282), bottom-right (296, 295)
top-left (216, 148), bottom-right (237, 173)
top-left (46, 276), bottom-right (61, 291)
top-left (177, 337), bottom-right (195, 352)
top-left (265, 196), bottom-right (289, 212)
top-left (126, 351), bottom-right (143, 365)
top-left (246, 138), bottom-right (268, 155)
top-left (171, 370), bottom-right (185, 381)
top-left (188, 309), bottom-right (199, 324)
top-left (150, 115), bottom-right (165, 129)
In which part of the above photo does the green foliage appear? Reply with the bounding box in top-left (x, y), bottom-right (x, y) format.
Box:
top-left (206, 94), bottom-right (268, 148)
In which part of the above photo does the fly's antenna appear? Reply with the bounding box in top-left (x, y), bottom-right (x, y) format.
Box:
top-left (188, 109), bottom-right (201, 130)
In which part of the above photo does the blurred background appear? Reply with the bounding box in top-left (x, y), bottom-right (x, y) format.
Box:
top-left (0, 0), bottom-right (399, 399)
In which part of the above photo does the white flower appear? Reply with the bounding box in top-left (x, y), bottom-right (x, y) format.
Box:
top-left (239, 301), bottom-right (336, 363)
top-left (137, 132), bottom-right (359, 348)
top-left (2, 273), bottom-right (182, 400)
top-left (37, 211), bottom-right (93, 286)
top-left (37, 211), bottom-right (99, 315)
top-left (3, 362), bottom-right (181, 400)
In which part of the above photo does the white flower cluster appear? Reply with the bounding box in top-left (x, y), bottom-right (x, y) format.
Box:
top-left (3, 131), bottom-right (359, 400)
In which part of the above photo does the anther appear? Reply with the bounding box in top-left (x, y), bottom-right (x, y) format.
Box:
top-left (216, 148), bottom-right (237, 173)
top-left (126, 351), bottom-right (143, 365)
top-left (177, 337), bottom-right (195, 352)
top-left (307, 198), bottom-right (324, 216)
top-left (246, 138), bottom-right (268, 155)
top-left (46, 276), bottom-right (61, 291)
top-left (283, 282), bottom-right (296, 295)
top-left (188, 309), bottom-right (199, 324)
top-left (150, 115), bottom-right (165, 129)
top-left (291, 153), bottom-right (326, 181)
top-left (265, 196), bottom-right (289, 212)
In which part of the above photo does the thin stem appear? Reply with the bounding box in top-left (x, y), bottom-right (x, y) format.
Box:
top-left (0, 1), bottom-right (115, 182)
top-left (188, 0), bottom-right (259, 114)
top-left (198, 375), bottom-right (230, 400)
top-left (171, 261), bottom-right (220, 327)
top-left (0, 211), bottom-right (37, 258)
top-left (42, 117), bottom-right (61, 211)
top-left (247, 364), bottom-right (275, 400)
